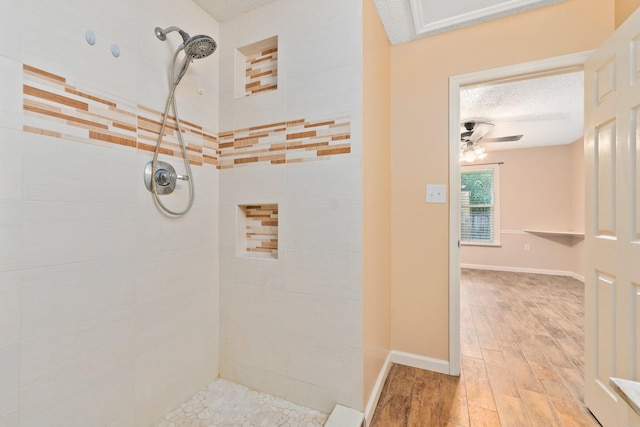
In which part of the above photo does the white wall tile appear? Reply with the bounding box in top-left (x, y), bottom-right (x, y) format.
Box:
top-left (288, 378), bottom-right (360, 414)
top-left (285, 157), bottom-right (362, 207)
top-left (0, 412), bottom-right (18, 427)
top-left (286, 14), bottom-right (359, 78)
top-left (134, 286), bottom-right (215, 354)
top-left (134, 325), bottom-right (216, 426)
top-left (0, 201), bottom-right (21, 273)
top-left (22, 136), bottom-right (139, 203)
top-left (286, 63), bottom-right (359, 121)
top-left (285, 337), bottom-right (362, 396)
top-left (282, 249), bottom-right (361, 300)
top-left (0, 272), bottom-right (20, 347)
top-left (20, 310), bottom-right (136, 407)
top-left (19, 362), bottom-right (135, 427)
top-left (0, 0), bottom-right (21, 61)
top-left (0, 343), bottom-right (19, 419)
top-left (135, 245), bottom-right (217, 304)
top-left (0, 130), bottom-right (22, 202)
top-left (0, 59), bottom-right (23, 131)
top-left (20, 257), bottom-right (136, 339)
top-left (21, 200), bottom-right (138, 269)
top-left (285, 293), bottom-right (362, 349)
top-left (283, 202), bottom-right (361, 252)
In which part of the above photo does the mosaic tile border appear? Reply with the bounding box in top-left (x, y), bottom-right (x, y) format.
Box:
top-left (244, 204), bottom-right (278, 258)
top-left (21, 64), bottom-right (351, 169)
top-left (219, 118), bottom-right (351, 168)
top-left (245, 46), bottom-right (278, 96)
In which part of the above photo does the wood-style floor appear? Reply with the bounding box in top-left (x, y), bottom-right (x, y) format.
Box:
top-left (370, 269), bottom-right (600, 427)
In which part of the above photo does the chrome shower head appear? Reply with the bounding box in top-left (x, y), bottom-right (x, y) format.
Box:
top-left (184, 35), bottom-right (217, 59)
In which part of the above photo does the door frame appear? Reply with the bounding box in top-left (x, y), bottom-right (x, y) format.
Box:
top-left (448, 51), bottom-right (592, 375)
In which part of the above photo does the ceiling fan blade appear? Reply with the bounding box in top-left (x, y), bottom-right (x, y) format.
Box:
top-left (468, 122), bottom-right (494, 141)
top-left (481, 135), bottom-right (523, 143)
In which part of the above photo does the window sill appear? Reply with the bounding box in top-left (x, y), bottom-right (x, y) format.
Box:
top-left (461, 241), bottom-right (501, 247)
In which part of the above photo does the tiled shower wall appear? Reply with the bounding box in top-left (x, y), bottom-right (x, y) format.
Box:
top-left (0, 0), bottom-right (220, 426)
top-left (218, 0), bottom-right (364, 413)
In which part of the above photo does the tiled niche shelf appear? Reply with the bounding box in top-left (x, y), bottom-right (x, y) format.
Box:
top-left (235, 36), bottom-right (278, 98)
top-left (237, 204), bottom-right (279, 259)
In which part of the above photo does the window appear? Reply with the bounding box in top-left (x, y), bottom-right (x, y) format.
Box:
top-left (460, 164), bottom-right (500, 246)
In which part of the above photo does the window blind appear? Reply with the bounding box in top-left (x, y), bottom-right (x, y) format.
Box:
top-left (461, 169), bottom-right (495, 243)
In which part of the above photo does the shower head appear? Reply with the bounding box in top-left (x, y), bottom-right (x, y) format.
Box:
top-left (184, 35), bottom-right (217, 59)
top-left (155, 26), bottom-right (216, 59)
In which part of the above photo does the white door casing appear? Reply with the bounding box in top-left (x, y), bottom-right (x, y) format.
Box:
top-left (584, 7), bottom-right (640, 427)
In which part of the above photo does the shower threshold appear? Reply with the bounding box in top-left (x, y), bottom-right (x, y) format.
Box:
top-left (154, 378), bottom-right (328, 427)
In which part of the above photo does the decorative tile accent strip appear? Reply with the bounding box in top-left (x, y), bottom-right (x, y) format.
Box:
top-left (244, 204), bottom-right (278, 258)
top-left (245, 46), bottom-right (278, 96)
top-left (219, 117), bottom-right (351, 169)
top-left (21, 64), bottom-right (350, 170)
top-left (21, 64), bottom-right (218, 166)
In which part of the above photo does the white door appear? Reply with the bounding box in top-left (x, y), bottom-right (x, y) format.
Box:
top-left (584, 7), bottom-right (640, 427)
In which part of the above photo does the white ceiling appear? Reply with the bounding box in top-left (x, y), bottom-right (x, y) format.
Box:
top-left (194, 0), bottom-right (278, 22)
top-left (460, 71), bottom-right (584, 151)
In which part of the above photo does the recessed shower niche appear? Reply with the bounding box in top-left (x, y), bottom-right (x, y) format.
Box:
top-left (234, 36), bottom-right (278, 98)
top-left (237, 204), bottom-right (279, 259)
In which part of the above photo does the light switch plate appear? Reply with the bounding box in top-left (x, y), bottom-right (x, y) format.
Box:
top-left (426, 184), bottom-right (446, 203)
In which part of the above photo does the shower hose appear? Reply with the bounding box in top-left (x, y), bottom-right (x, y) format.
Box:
top-left (150, 48), bottom-right (195, 216)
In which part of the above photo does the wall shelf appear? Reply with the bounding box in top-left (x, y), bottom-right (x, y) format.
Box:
top-left (523, 230), bottom-right (585, 238)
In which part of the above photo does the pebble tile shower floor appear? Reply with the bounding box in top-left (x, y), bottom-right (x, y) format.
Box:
top-left (154, 379), bottom-right (328, 427)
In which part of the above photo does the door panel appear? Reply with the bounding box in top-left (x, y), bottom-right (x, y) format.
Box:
top-left (596, 119), bottom-right (617, 236)
top-left (595, 272), bottom-right (616, 393)
top-left (585, 7), bottom-right (640, 427)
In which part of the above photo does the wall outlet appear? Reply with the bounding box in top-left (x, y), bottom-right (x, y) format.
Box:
top-left (426, 184), bottom-right (447, 203)
top-left (524, 243), bottom-right (531, 252)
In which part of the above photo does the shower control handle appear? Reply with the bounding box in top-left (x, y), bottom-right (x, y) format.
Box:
top-left (155, 170), bottom-right (190, 186)
top-left (144, 160), bottom-right (189, 196)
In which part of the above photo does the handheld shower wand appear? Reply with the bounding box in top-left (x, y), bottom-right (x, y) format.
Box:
top-left (144, 26), bottom-right (217, 217)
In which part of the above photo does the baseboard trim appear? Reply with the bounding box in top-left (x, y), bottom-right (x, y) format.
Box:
top-left (364, 352), bottom-right (392, 427)
top-left (461, 263), bottom-right (584, 282)
top-left (391, 350), bottom-right (450, 375)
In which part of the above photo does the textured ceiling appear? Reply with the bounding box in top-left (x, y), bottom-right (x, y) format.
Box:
top-left (460, 71), bottom-right (584, 151)
top-left (194, 0), bottom-right (278, 22)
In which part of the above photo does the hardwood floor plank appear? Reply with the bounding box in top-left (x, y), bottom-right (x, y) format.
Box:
top-left (443, 372), bottom-right (470, 427)
top-left (494, 394), bottom-right (531, 427)
top-left (501, 346), bottom-right (545, 394)
top-left (370, 270), bottom-right (596, 427)
top-left (407, 370), bottom-right (442, 427)
top-left (468, 405), bottom-right (501, 427)
top-left (485, 361), bottom-right (519, 398)
top-left (463, 357), bottom-right (497, 411)
top-left (520, 389), bottom-right (561, 427)
top-left (534, 334), bottom-right (575, 369)
top-left (461, 327), bottom-right (484, 359)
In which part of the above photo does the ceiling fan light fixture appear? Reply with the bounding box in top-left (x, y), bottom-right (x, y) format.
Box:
top-left (463, 150), bottom-right (477, 162)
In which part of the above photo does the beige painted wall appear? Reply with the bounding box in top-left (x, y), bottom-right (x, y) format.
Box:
top-left (461, 142), bottom-right (585, 277)
top-left (362, 0), bottom-right (392, 408)
top-left (390, 0), bottom-right (614, 360)
top-left (616, 0), bottom-right (640, 26)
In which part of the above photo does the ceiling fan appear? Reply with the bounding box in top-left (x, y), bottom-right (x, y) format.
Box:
top-left (460, 120), bottom-right (523, 162)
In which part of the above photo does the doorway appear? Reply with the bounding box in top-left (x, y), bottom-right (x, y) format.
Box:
top-left (448, 51), bottom-right (592, 375)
